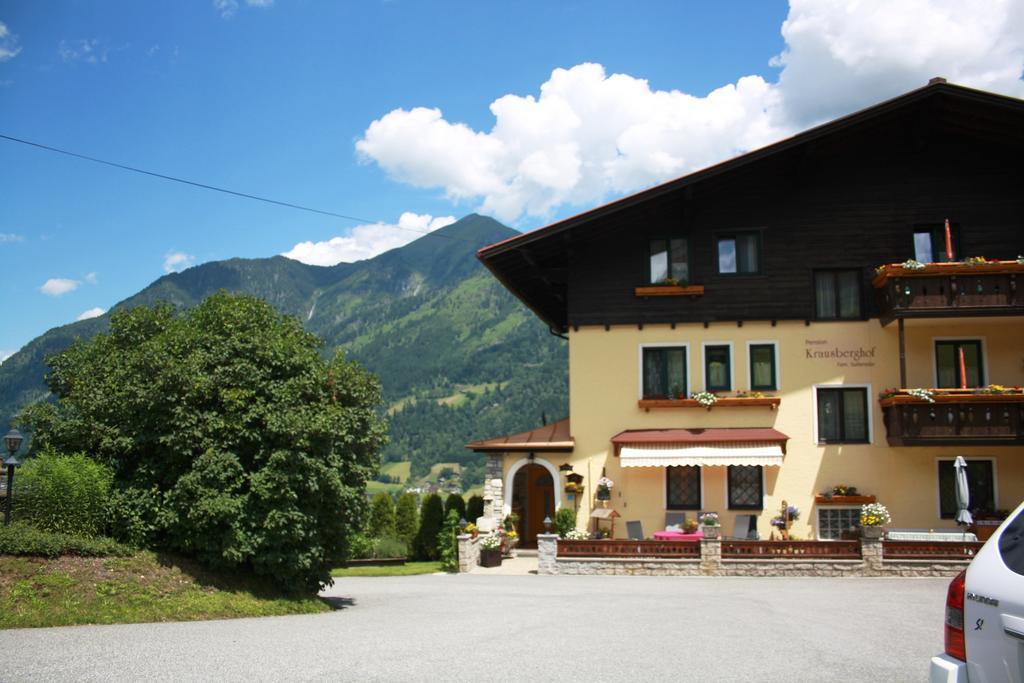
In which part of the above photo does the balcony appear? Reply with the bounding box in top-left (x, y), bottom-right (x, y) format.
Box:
top-left (879, 388), bottom-right (1024, 446)
top-left (873, 260), bottom-right (1024, 326)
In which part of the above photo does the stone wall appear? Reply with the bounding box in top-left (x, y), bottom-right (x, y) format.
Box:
top-left (456, 534), bottom-right (481, 573)
top-left (539, 537), bottom-right (970, 578)
top-left (481, 455), bottom-right (504, 528)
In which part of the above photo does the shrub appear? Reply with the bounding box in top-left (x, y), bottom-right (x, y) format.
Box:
top-left (372, 536), bottom-right (408, 559)
top-left (466, 495), bottom-right (484, 523)
top-left (555, 507), bottom-right (577, 537)
top-left (444, 493), bottom-right (466, 521)
top-left (348, 533), bottom-right (374, 560)
top-left (14, 450), bottom-right (113, 537)
top-left (368, 492), bottom-right (396, 538)
top-left (414, 494), bottom-right (444, 560)
top-left (394, 493), bottom-right (419, 548)
top-left (0, 522), bottom-right (132, 557)
top-left (437, 509), bottom-right (461, 572)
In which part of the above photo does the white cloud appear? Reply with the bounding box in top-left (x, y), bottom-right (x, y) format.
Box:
top-left (59, 38), bottom-right (108, 65)
top-left (357, 1), bottom-right (1024, 223)
top-left (282, 212), bottom-right (457, 267)
top-left (214, 0), bottom-right (273, 18)
top-left (40, 278), bottom-right (81, 296)
top-left (76, 307), bottom-right (106, 321)
top-left (163, 251), bottom-right (196, 273)
top-left (0, 233), bottom-right (24, 243)
top-left (0, 21), bottom-right (20, 62)
top-left (84, 272), bottom-right (98, 285)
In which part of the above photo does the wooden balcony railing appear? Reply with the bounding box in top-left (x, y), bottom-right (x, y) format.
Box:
top-left (880, 389), bottom-right (1024, 446)
top-left (881, 540), bottom-right (983, 560)
top-left (873, 260), bottom-right (1024, 325)
top-left (557, 539), bottom-right (700, 558)
top-left (721, 540), bottom-right (861, 559)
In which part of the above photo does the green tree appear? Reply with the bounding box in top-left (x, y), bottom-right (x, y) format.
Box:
top-left (555, 507), bottom-right (577, 537)
top-left (466, 495), bottom-right (484, 524)
top-left (19, 293), bottom-right (387, 593)
top-left (437, 509), bottom-right (461, 572)
top-left (394, 492), bottom-right (419, 548)
top-left (414, 493), bottom-right (444, 561)
top-left (368, 492), bottom-right (396, 538)
top-left (443, 493), bottom-right (466, 521)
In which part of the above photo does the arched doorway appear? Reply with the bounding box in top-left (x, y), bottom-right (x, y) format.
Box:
top-left (510, 463), bottom-right (555, 548)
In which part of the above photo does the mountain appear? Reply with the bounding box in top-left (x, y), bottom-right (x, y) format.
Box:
top-left (0, 215), bottom-right (568, 486)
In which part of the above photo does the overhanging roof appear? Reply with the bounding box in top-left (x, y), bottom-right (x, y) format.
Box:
top-left (612, 427), bottom-right (789, 467)
top-left (466, 418), bottom-right (574, 453)
top-left (477, 80), bottom-right (1024, 332)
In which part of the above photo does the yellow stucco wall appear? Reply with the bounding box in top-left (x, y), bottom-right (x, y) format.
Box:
top-left (502, 317), bottom-right (1024, 540)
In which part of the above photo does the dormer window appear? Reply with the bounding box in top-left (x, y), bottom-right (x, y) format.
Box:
top-left (649, 238), bottom-right (689, 284)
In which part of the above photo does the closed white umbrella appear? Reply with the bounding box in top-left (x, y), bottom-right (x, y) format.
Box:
top-left (954, 456), bottom-right (972, 527)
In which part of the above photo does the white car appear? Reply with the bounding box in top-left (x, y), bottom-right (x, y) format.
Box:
top-left (930, 499), bottom-right (1024, 683)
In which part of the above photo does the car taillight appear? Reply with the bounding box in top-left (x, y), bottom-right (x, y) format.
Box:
top-left (944, 569), bottom-right (967, 661)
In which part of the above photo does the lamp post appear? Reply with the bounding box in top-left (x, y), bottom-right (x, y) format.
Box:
top-left (3, 429), bottom-right (24, 526)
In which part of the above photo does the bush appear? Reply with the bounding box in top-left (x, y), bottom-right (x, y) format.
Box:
top-left (368, 492), bottom-right (396, 538)
top-left (444, 493), bottom-right (466, 521)
top-left (414, 494), bottom-right (444, 560)
top-left (0, 522), bottom-right (132, 557)
top-left (373, 536), bottom-right (407, 559)
top-left (466, 495), bottom-right (484, 523)
top-left (14, 450), bottom-right (113, 537)
top-left (437, 509), bottom-right (461, 572)
top-left (348, 533), bottom-right (374, 560)
top-left (394, 493), bottom-right (419, 548)
top-left (555, 507), bottom-right (577, 537)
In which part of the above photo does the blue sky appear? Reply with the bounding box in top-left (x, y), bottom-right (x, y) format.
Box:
top-left (1, 1), bottom-right (1022, 358)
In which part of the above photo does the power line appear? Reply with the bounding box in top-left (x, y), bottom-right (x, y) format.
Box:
top-left (0, 132), bottom-right (472, 242)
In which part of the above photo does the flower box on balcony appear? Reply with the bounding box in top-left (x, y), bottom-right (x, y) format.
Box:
top-left (872, 259), bottom-right (1024, 287)
top-left (814, 495), bottom-right (876, 505)
top-left (638, 396), bottom-right (781, 411)
top-left (634, 285), bottom-right (705, 298)
top-left (878, 389), bottom-right (1024, 407)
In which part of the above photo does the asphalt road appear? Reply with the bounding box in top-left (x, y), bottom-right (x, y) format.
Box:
top-left (1, 574), bottom-right (947, 682)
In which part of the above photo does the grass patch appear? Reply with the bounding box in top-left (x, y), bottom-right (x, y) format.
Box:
top-left (0, 551), bottom-right (330, 629)
top-left (365, 480), bottom-right (404, 495)
top-left (381, 461), bottom-right (411, 483)
top-left (331, 561), bottom-right (444, 577)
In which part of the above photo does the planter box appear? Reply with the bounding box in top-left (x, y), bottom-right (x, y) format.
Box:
top-left (701, 526), bottom-right (720, 539)
top-left (815, 495), bottom-right (876, 505)
top-left (861, 526), bottom-right (885, 539)
top-left (479, 548), bottom-right (502, 568)
top-left (638, 397), bottom-right (780, 411)
top-left (634, 285), bottom-right (705, 298)
top-left (970, 520), bottom-right (1003, 541)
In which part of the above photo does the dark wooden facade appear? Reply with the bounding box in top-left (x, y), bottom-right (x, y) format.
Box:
top-left (479, 82), bottom-right (1024, 332)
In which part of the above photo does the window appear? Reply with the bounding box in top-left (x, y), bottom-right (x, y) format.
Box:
top-left (716, 232), bottom-right (760, 274)
top-left (728, 466), bottom-right (763, 509)
top-left (814, 270), bottom-right (862, 320)
top-left (642, 346), bottom-right (687, 399)
top-left (749, 343), bottom-right (777, 391)
top-left (938, 460), bottom-right (995, 519)
top-left (667, 466), bottom-right (701, 509)
top-left (818, 508), bottom-right (861, 540)
top-left (649, 238), bottom-right (689, 284)
top-left (914, 224), bottom-right (960, 263)
top-left (703, 344), bottom-right (731, 392)
top-left (816, 387), bottom-right (869, 443)
top-left (935, 340), bottom-right (984, 388)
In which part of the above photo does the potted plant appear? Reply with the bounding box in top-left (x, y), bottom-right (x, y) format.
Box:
top-left (479, 532), bottom-right (502, 567)
top-left (464, 522), bottom-right (478, 539)
top-left (596, 476), bottom-right (614, 501)
top-left (502, 528), bottom-right (519, 557)
top-left (859, 502), bottom-right (891, 539)
top-left (683, 518), bottom-right (699, 534)
top-left (699, 512), bottom-right (720, 539)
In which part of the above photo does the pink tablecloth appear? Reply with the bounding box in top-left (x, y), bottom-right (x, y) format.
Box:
top-left (653, 529), bottom-right (704, 540)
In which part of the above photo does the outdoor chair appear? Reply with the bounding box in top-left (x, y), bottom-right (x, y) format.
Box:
top-left (726, 514), bottom-right (759, 540)
top-left (665, 512), bottom-right (687, 529)
top-left (626, 520), bottom-right (644, 540)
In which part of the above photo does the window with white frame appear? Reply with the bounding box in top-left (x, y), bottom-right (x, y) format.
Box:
top-left (748, 343), bottom-right (777, 391)
top-left (817, 507), bottom-right (861, 540)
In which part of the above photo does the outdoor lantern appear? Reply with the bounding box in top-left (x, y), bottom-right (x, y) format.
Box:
top-left (3, 428), bottom-right (23, 526)
top-left (459, 516), bottom-right (468, 532)
top-left (543, 516), bottom-right (553, 533)
top-left (558, 463), bottom-right (573, 472)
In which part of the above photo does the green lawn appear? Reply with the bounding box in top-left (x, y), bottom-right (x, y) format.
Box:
top-left (0, 552), bottom-right (330, 629)
top-left (331, 561), bottom-right (443, 577)
top-left (381, 461), bottom-right (411, 483)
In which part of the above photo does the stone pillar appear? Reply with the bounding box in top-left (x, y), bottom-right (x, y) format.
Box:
top-left (481, 454), bottom-right (504, 527)
top-left (700, 538), bottom-right (722, 576)
top-left (537, 533), bottom-right (559, 575)
top-left (456, 534), bottom-right (480, 573)
top-left (861, 536), bottom-right (883, 575)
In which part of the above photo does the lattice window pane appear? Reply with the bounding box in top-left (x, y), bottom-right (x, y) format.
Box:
top-left (667, 466), bottom-right (700, 509)
top-left (728, 466), bottom-right (762, 509)
top-left (817, 508), bottom-right (861, 540)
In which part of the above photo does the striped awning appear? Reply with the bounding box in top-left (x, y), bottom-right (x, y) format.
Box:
top-left (612, 428), bottom-right (788, 467)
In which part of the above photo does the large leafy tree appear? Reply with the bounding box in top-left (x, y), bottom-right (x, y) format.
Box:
top-left (20, 292), bottom-right (387, 593)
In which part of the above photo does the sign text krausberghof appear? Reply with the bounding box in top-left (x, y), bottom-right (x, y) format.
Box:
top-left (805, 339), bottom-right (876, 367)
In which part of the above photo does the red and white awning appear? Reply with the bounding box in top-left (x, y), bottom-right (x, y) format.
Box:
top-left (612, 428), bottom-right (788, 468)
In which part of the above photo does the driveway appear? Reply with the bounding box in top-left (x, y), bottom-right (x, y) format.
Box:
top-left (2, 574), bottom-right (946, 681)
